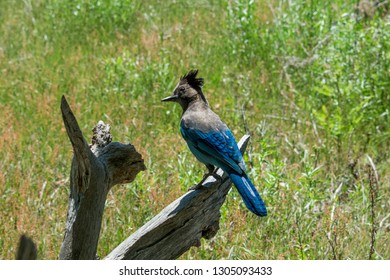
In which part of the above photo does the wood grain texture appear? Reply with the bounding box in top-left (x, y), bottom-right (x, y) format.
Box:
top-left (59, 96), bottom-right (146, 260)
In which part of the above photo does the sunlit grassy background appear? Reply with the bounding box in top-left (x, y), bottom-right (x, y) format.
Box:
top-left (0, 0), bottom-right (389, 260)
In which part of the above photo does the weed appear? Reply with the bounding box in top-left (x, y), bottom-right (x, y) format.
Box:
top-left (0, 0), bottom-right (388, 260)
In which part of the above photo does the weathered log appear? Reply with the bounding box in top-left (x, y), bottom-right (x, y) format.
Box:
top-left (105, 135), bottom-right (250, 260)
top-left (59, 96), bottom-right (146, 260)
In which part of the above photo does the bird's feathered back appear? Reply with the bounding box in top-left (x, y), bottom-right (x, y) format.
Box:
top-left (180, 69), bottom-right (208, 105)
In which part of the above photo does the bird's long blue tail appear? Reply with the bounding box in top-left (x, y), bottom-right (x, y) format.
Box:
top-left (229, 172), bottom-right (267, 216)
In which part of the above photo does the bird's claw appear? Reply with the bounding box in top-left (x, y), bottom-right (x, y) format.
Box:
top-left (188, 172), bottom-right (222, 191)
top-left (189, 183), bottom-right (203, 191)
top-left (210, 173), bottom-right (222, 182)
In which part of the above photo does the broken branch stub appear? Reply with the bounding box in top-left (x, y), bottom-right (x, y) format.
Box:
top-left (16, 234), bottom-right (37, 260)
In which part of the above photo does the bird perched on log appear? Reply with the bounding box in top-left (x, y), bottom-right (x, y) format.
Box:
top-left (162, 69), bottom-right (267, 217)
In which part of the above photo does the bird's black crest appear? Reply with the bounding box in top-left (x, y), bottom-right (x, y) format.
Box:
top-left (180, 69), bottom-right (204, 90)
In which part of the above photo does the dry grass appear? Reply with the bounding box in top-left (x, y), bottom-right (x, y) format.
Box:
top-left (0, 0), bottom-right (389, 260)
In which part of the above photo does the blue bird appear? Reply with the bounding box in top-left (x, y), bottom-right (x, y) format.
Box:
top-left (162, 69), bottom-right (267, 216)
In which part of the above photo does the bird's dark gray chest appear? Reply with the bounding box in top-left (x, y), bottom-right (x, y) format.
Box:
top-left (181, 106), bottom-right (227, 133)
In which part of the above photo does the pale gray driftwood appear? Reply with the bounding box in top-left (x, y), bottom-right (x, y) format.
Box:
top-left (59, 96), bottom-right (146, 260)
top-left (105, 135), bottom-right (250, 260)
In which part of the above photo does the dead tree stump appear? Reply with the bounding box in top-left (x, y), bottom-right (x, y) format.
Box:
top-left (59, 96), bottom-right (146, 260)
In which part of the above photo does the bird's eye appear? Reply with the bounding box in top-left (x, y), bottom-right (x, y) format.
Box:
top-left (178, 87), bottom-right (185, 95)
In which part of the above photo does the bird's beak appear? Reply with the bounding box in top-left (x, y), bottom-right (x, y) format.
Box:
top-left (161, 95), bottom-right (178, 102)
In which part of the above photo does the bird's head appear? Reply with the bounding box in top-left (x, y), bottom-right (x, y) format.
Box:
top-left (161, 69), bottom-right (208, 110)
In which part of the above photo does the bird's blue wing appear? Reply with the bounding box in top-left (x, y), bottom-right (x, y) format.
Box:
top-left (180, 125), bottom-right (244, 174)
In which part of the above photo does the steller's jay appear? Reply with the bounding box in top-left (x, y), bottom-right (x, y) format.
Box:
top-left (162, 69), bottom-right (267, 216)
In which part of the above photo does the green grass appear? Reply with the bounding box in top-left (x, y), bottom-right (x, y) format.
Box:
top-left (0, 0), bottom-right (389, 260)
